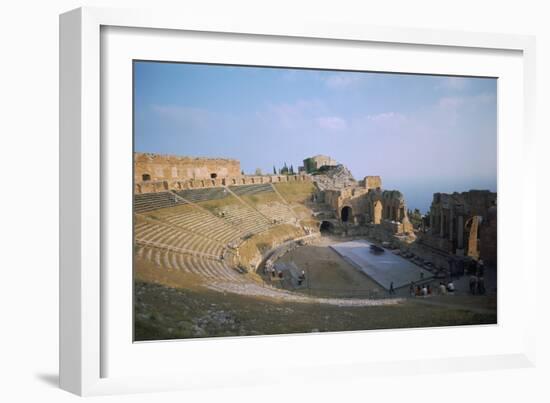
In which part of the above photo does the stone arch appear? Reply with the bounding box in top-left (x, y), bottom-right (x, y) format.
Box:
top-left (373, 200), bottom-right (383, 224)
top-left (341, 206), bottom-right (352, 223)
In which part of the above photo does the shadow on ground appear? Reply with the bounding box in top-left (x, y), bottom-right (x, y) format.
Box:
top-left (35, 373), bottom-right (59, 388)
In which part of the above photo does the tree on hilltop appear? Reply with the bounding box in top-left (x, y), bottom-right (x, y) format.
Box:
top-left (280, 162), bottom-right (289, 175)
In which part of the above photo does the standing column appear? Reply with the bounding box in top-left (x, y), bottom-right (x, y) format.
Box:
top-left (440, 208), bottom-right (444, 237)
top-left (429, 208), bottom-right (434, 230)
top-left (449, 208), bottom-right (454, 242)
top-left (457, 215), bottom-right (464, 250)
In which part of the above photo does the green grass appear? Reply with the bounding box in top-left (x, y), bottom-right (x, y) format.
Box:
top-left (195, 196), bottom-right (242, 213)
top-left (274, 182), bottom-right (316, 203)
top-left (142, 202), bottom-right (199, 219)
top-left (239, 191), bottom-right (281, 207)
top-left (237, 224), bottom-right (305, 266)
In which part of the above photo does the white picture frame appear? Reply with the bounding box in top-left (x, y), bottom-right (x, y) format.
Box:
top-left (59, 6), bottom-right (537, 396)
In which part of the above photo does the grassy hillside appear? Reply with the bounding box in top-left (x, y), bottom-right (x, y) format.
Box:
top-left (237, 224), bottom-right (305, 269)
top-left (134, 278), bottom-right (497, 341)
top-left (274, 181), bottom-right (316, 203)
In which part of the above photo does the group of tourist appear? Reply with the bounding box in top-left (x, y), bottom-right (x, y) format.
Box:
top-left (438, 281), bottom-right (455, 295)
top-left (266, 266), bottom-right (284, 279)
top-left (469, 274), bottom-right (486, 295)
top-left (265, 265), bottom-right (307, 287)
top-left (408, 280), bottom-right (455, 297)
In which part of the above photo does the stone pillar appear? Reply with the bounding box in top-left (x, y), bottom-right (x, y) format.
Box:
top-left (457, 215), bottom-right (464, 250)
top-left (429, 208), bottom-right (434, 229)
top-left (440, 209), bottom-right (444, 237)
top-left (449, 209), bottom-right (454, 242)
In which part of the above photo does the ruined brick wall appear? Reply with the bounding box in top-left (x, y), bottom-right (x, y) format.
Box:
top-left (428, 190), bottom-right (497, 259)
top-left (462, 190), bottom-right (497, 216)
top-left (135, 172), bottom-right (311, 194)
top-left (323, 187), bottom-right (370, 221)
top-left (363, 176), bottom-right (382, 190)
top-left (323, 185), bottom-right (409, 228)
top-left (479, 205), bottom-right (497, 266)
top-left (363, 190), bottom-right (407, 223)
top-left (135, 152), bottom-right (241, 183)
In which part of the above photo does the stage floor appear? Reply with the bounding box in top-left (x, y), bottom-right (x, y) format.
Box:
top-left (330, 240), bottom-right (432, 290)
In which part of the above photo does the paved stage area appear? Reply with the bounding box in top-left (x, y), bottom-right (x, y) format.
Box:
top-left (330, 240), bottom-right (432, 290)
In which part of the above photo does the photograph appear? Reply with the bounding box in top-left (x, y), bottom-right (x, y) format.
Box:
top-left (132, 61), bottom-right (498, 341)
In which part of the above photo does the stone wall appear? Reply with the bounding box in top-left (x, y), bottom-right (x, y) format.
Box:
top-left (322, 185), bottom-right (410, 234)
top-left (135, 173), bottom-right (312, 194)
top-left (362, 189), bottom-right (408, 225)
top-left (324, 187), bottom-right (369, 211)
top-left (426, 190), bottom-right (497, 260)
top-left (479, 205), bottom-right (497, 266)
top-left (135, 152), bottom-right (241, 183)
top-left (362, 176), bottom-right (382, 190)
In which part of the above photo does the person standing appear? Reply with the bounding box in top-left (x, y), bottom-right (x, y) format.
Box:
top-left (477, 259), bottom-right (485, 277)
top-left (469, 275), bottom-right (477, 295)
top-left (477, 276), bottom-right (485, 295)
top-left (447, 281), bottom-right (455, 293)
top-left (389, 282), bottom-right (395, 295)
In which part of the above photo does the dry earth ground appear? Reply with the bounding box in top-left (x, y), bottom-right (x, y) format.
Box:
top-left (134, 255), bottom-right (497, 341)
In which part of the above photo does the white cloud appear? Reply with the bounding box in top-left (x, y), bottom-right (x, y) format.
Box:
top-left (365, 112), bottom-right (406, 123)
top-left (435, 92), bottom-right (495, 125)
top-left (324, 73), bottom-right (364, 89)
top-left (438, 96), bottom-right (465, 110)
top-left (317, 116), bottom-right (348, 130)
top-left (262, 99), bottom-right (325, 129)
top-left (348, 112), bottom-right (409, 137)
top-left (438, 93), bottom-right (494, 112)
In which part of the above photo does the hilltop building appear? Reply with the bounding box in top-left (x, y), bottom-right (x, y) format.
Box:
top-left (303, 155), bottom-right (338, 173)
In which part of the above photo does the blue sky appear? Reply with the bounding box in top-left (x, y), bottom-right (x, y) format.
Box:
top-left (134, 61), bottom-right (497, 213)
